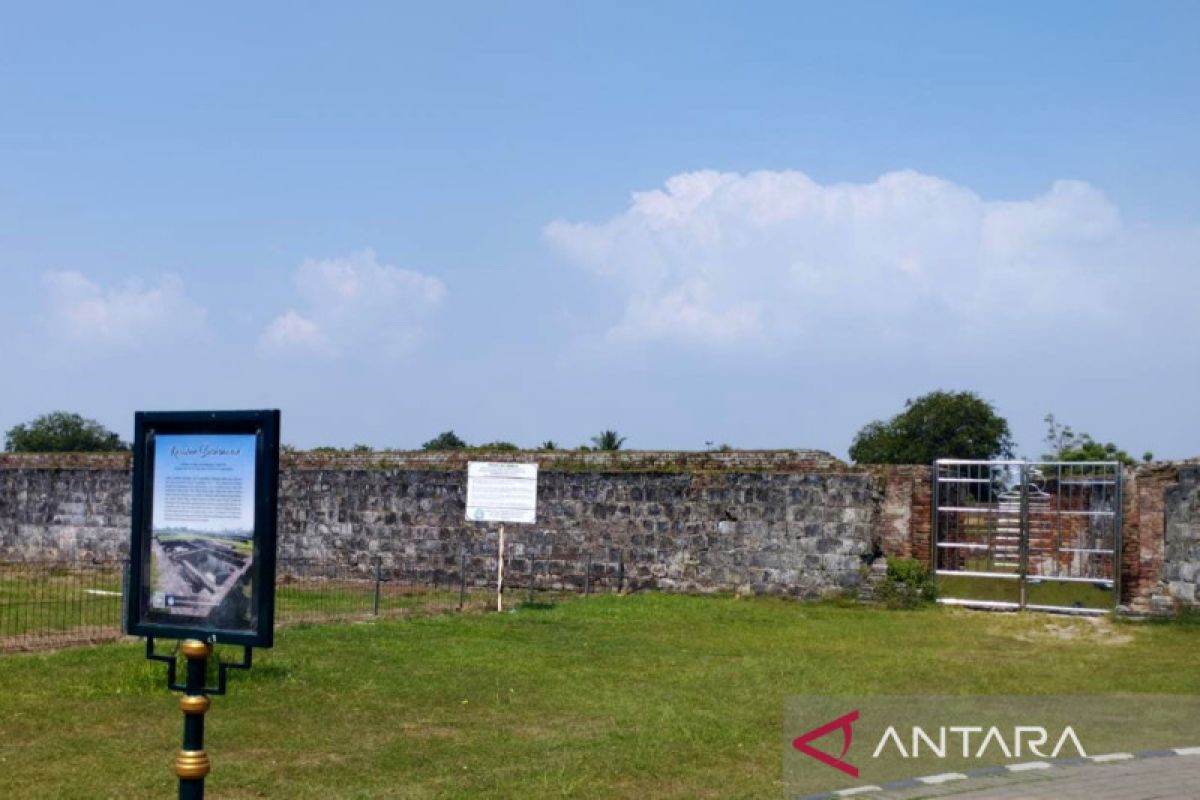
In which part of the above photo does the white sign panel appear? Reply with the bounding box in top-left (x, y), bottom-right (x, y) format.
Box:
top-left (466, 461), bottom-right (538, 524)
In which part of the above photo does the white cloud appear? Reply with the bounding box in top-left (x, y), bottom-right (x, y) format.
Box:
top-left (258, 249), bottom-right (446, 359)
top-left (257, 310), bottom-right (336, 358)
top-left (544, 169), bottom-right (1144, 349)
top-left (43, 271), bottom-right (207, 349)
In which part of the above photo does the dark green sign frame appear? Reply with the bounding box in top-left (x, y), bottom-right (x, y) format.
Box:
top-left (126, 410), bottom-right (280, 648)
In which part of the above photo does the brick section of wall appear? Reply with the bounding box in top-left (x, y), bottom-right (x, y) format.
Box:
top-left (1123, 465), bottom-right (1176, 612)
top-left (1120, 467), bottom-right (1140, 607)
top-left (910, 468), bottom-right (933, 565)
top-left (873, 465), bottom-right (933, 564)
top-left (878, 468), bottom-right (914, 559)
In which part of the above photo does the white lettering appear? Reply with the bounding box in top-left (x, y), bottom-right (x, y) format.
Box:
top-left (912, 727), bottom-right (946, 758)
top-left (976, 727), bottom-right (1013, 759)
top-left (1051, 727), bottom-right (1087, 758)
top-left (869, 724), bottom-right (1084, 762)
top-left (1016, 727), bottom-right (1049, 758)
top-left (873, 726), bottom-right (909, 759)
top-left (948, 726), bottom-right (982, 758)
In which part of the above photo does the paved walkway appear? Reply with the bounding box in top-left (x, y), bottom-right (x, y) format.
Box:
top-left (803, 748), bottom-right (1200, 799)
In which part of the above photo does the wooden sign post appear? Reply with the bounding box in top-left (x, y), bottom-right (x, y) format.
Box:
top-left (465, 462), bottom-right (538, 612)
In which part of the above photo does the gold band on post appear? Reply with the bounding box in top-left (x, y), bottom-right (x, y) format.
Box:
top-left (180, 640), bottom-right (212, 659)
top-left (179, 695), bottom-right (210, 715)
top-left (174, 749), bottom-right (211, 779)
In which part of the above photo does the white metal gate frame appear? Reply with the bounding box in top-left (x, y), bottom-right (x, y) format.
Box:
top-left (932, 459), bottom-right (1122, 615)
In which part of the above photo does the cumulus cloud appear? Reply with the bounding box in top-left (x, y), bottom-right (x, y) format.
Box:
top-left (258, 249), bottom-right (446, 359)
top-left (544, 169), bottom-right (1137, 349)
top-left (43, 271), bottom-right (207, 348)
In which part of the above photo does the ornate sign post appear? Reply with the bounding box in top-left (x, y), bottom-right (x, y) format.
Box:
top-left (126, 410), bottom-right (280, 799)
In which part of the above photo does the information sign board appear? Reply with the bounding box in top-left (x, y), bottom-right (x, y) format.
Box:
top-left (465, 461), bottom-right (538, 524)
top-left (126, 410), bottom-right (280, 647)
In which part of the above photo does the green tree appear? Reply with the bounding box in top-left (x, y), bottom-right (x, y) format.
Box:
top-left (421, 430), bottom-right (468, 450)
top-left (1042, 414), bottom-right (1144, 466)
top-left (590, 430), bottom-right (627, 451)
top-left (475, 441), bottom-right (520, 451)
top-left (4, 411), bottom-right (127, 452)
top-left (540, 440), bottom-right (558, 451)
top-left (848, 391), bottom-right (1014, 464)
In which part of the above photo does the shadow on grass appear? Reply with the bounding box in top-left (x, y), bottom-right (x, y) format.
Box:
top-left (517, 600), bottom-right (558, 611)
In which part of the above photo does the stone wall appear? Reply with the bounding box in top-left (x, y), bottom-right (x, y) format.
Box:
top-left (279, 468), bottom-right (882, 597)
top-left (0, 451), bottom-right (895, 599)
top-left (0, 464), bottom-right (131, 561)
top-left (2, 452), bottom-right (1197, 612)
top-left (1154, 465), bottom-right (1200, 611)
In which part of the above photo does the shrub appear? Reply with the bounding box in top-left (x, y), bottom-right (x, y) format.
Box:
top-left (422, 430), bottom-right (468, 450)
top-left (876, 558), bottom-right (937, 608)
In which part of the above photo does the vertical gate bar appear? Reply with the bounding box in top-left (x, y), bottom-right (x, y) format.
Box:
top-left (1019, 462), bottom-right (1029, 610)
top-left (1067, 463), bottom-right (1075, 581)
top-left (1114, 464), bottom-right (1123, 605)
top-left (985, 464), bottom-right (994, 575)
top-left (1055, 463), bottom-right (1063, 582)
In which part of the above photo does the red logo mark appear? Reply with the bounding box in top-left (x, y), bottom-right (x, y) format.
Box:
top-left (792, 709), bottom-right (859, 778)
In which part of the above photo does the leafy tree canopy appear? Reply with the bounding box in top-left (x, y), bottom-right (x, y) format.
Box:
top-left (1042, 414), bottom-right (1149, 465)
top-left (421, 430), bottom-right (469, 450)
top-left (5, 411), bottom-right (127, 453)
top-left (475, 441), bottom-right (519, 451)
top-left (848, 391), bottom-right (1014, 465)
top-left (590, 430), bottom-right (627, 451)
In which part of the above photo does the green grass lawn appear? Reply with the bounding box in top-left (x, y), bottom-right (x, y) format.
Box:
top-left (1, 594), bottom-right (1197, 799)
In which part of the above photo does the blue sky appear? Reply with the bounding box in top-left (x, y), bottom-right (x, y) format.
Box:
top-left (2, 2), bottom-right (1197, 459)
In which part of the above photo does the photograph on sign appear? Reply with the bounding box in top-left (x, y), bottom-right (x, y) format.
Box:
top-left (127, 410), bottom-right (280, 648)
top-left (466, 461), bottom-right (538, 524)
top-left (148, 433), bottom-right (258, 630)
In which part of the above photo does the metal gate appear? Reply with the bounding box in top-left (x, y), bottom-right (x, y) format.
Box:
top-left (933, 460), bottom-right (1122, 614)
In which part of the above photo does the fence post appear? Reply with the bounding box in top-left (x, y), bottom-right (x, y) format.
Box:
top-left (121, 559), bottom-right (131, 633)
top-left (458, 549), bottom-right (467, 611)
top-left (585, 554), bottom-right (592, 597)
top-left (528, 555), bottom-right (536, 604)
top-left (372, 556), bottom-right (382, 617)
top-left (617, 550), bottom-right (624, 594)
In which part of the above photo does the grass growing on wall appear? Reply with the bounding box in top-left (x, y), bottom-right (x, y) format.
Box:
top-left (2, 594), bottom-right (1198, 799)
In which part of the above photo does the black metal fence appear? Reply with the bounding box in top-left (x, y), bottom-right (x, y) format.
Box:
top-left (1, 550), bottom-right (628, 653)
